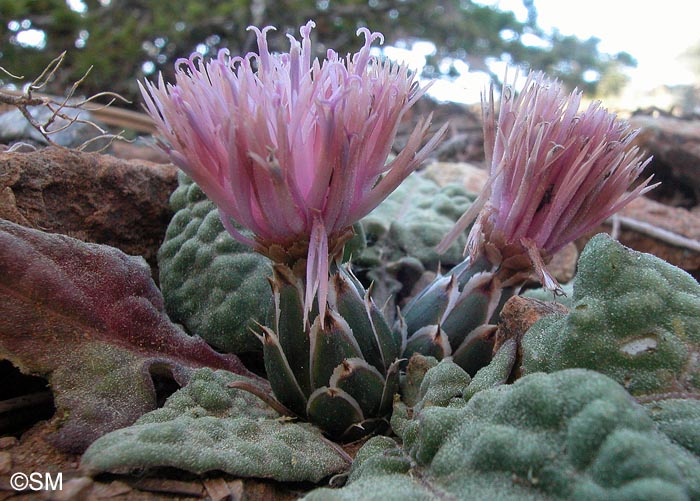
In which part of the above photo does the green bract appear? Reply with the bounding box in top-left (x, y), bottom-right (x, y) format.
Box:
top-left (261, 264), bottom-right (404, 440)
top-left (306, 366), bottom-right (700, 500)
top-left (521, 233), bottom-right (700, 395)
top-left (399, 255), bottom-right (514, 375)
top-left (158, 172), bottom-right (273, 353)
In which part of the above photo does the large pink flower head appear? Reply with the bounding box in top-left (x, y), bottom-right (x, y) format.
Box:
top-left (438, 71), bottom-right (656, 290)
top-left (141, 21), bottom-right (446, 318)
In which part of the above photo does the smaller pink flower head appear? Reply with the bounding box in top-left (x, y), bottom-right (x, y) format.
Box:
top-left (140, 21), bottom-right (446, 320)
top-left (438, 71), bottom-right (656, 290)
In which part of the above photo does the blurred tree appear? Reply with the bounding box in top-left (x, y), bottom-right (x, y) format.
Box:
top-left (0, 0), bottom-right (636, 106)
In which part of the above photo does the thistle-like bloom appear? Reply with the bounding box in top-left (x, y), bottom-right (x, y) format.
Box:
top-left (437, 72), bottom-right (656, 290)
top-left (140, 21), bottom-right (446, 319)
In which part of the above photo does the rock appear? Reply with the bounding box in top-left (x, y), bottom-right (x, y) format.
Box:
top-left (0, 437), bottom-right (18, 450)
top-left (421, 161), bottom-right (488, 194)
top-left (493, 295), bottom-right (569, 380)
top-left (0, 147), bottom-right (177, 276)
top-left (110, 139), bottom-right (171, 163)
top-left (51, 477), bottom-right (94, 500)
top-left (629, 114), bottom-right (700, 205)
top-left (0, 451), bottom-right (11, 474)
top-left (0, 106), bottom-right (102, 149)
top-left (583, 196), bottom-right (700, 279)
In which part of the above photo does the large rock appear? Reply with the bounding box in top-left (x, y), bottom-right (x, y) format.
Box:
top-left (629, 114), bottom-right (700, 205)
top-left (0, 147), bottom-right (177, 276)
top-left (583, 196), bottom-right (700, 280)
top-left (0, 106), bottom-right (98, 149)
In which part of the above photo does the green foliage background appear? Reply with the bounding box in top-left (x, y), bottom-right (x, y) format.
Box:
top-left (1, 0), bottom-right (635, 105)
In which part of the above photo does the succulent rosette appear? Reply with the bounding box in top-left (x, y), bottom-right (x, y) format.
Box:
top-left (141, 21), bottom-right (445, 438)
top-left (402, 71), bottom-right (657, 373)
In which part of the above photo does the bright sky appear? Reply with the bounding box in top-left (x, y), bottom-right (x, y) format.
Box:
top-left (497, 0), bottom-right (700, 88)
top-left (401, 0), bottom-right (700, 104)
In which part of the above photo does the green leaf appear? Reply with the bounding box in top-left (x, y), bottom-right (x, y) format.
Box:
top-left (306, 387), bottom-right (364, 439)
top-left (261, 326), bottom-right (308, 417)
top-left (645, 398), bottom-right (700, 457)
top-left (306, 369), bottom-right (700, 500)
top-left (158, 173), bottom-right (273, 353)
top-left (521, 234), bottom-right (700, 396)
top-left (329, 268), bottom-right (386, 371)
top-left (82, 368), bottom-right (350, 482)
top-left (403, 325), bottom-right (452, 361)
top-left (309, 310), bottom-right (363, 389)
top-left (272, 265), bottom-right (310, 396)
top-left (329, 358), bottom-right (385, 417)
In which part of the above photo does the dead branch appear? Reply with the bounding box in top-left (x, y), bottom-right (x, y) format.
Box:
top-left (0, 51), bottom-right (131, 150)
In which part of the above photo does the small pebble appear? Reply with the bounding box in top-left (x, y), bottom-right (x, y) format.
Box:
top-left (0, 451), bottom-right (12, 475)
top-left (0, 436), bottom-right (18, 450)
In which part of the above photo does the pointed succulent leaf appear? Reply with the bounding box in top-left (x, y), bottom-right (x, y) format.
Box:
top-left (329, 270), bottom-right (385, 371)
top-left (378, 359), bottom-right (401, 416)
top-left (329, 358), bottom-right (385, 417)
top-left (400, 274), bottom-right (455, 334)
top-left (309, 309), bottom-right (363, 388)
top-left (82, 369), bottom-right (350, 482)
top-left (306, 369), bottom-right (700, 500)
top-left (403, 325), bottom-right (452, 361)
top-left (367, 293), bottom-right (403, 367)
top-left (440, 272), bottom-right (500, 348)
top-left (271, 264), bottom-right (311, 395)
top-left (521, 234), bottom-right (700, 396)
top-left (0, 219), bottom-right (254, 453)
top-left (307, 387), bottom-right (365, 438)
top-left (451, 325), bottom-right (499, 377)
top-left (260, 326), bottom-right (308, 417)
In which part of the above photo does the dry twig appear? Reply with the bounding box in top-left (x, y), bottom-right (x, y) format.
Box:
top-left (0, 51), bottom-right (130, 152)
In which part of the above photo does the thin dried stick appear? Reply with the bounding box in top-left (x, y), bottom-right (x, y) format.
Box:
top-left (607, 215), bottom-right (700, 253)
top-left (0, 52), bottom-right (130, 150)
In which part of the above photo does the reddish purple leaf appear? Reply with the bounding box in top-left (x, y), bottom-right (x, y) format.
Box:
top-left (0, 219), bottom-right (261, 452)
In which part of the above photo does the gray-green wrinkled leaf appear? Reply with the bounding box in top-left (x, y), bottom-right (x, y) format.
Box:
top-left (81, 368), bottom-right (350, 482)
top-left (521, 234), bottom-right (700, 396)
top-left (306, 369), bottom-right (700, 500)
top-left (158, 172), bottom-right (273, 353)
top-left (645, 398), bottom-right (700, 457)
top-left (358, 173), bottom-right (474, 270)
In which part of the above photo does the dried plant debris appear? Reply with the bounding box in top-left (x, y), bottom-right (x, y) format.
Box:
top-left (0, 51), bottom-right (128, 151)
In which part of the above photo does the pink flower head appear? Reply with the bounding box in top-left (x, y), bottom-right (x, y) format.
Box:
top-left (438, 71), bottom-right (656, 290)
top-left (140, 21), bottom-right (446, 320)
